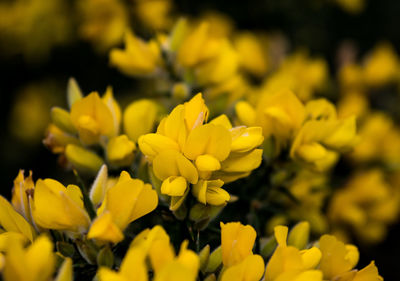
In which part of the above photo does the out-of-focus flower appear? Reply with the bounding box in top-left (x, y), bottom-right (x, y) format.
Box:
top-left (110, 31), bottom-right (162, 77)
top-left (318, 234), bottom-right (382, 280)
top-left (133, 0), bottom-right (173, 31)
top-left (268, 170), bottom-right (329, 234)
top-left (9, 82), bottom-right (61, 144)
top-left (2, 235), bottom-right (55, 281)
top-left (243, 89), bottom-right (306, 150)
top-left (335, 0), bottom-right (365, 14)
top-left (261, 52), bottom-right (328, 101)
top-left (328, 170), bottom-right (400, 243)
top-left (362, 43), bottom-right (399, 87)
top-left (77, 0), bottom-right (129, 52)
top-left (97, 246), bottom-right (148, 281)
top-left (0, 0), bottom-right (71, 60)
top-left (233, 32), bottom-right (269, 77)
top-left (290, 99), bottom-right (357, 171)
top-left (351, 112), bottom-right (400, 166)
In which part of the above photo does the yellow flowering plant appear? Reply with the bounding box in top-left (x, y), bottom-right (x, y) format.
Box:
top-left (2, 0), bottom-right (399, 280)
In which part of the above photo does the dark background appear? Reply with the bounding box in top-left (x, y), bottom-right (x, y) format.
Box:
top-left (0, 0), bottom-right (399, 279)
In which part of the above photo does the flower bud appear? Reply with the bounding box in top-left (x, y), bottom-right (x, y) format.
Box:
top-left (288, 221), bottom-right (310, 250)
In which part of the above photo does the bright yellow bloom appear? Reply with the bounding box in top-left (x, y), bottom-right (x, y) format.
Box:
top-left (88, 171), bottom-right (158, 243)
top-left (70, 92), bottom-right (115, 145)
top-left (221, 254), bottom-right (265, 281)
top-left (318, 234), bottom-right (383, 280)
top-left (265, 226), bottom-right (322, 281)
top-left (220, 222), bottom-right (257, 267)
top-left (32, 179), bottom-right (90, 233)
top-left (106, 135), bottom-right (136, 167)
top-left (192, 179), bottom-right (229, 206)
top-left (139, 94), bottom-right (263, 209)
top-left (65, 144), bottom-right (104, 174)
top-left (250, 89), bottom-right (305, 151)
top-left (2, 235), bottom-right (55, 281)
top-left (110, 31), bottom-right (161, 77)
top-left (123, 99), bottom-right (160, 142)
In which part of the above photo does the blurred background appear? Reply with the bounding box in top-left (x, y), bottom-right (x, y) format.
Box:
top-left (1, 0), bottom-right (400, 278)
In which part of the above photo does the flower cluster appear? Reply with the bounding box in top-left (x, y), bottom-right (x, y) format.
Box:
top-left (2, 0), bottom-right (399, 279)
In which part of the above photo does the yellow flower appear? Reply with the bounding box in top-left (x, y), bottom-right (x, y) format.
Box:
top-left (88, 171), bottom-right (158, 243)
top-left (318, 234), bottom-right (382, 280)
top-left (134, 0), bottom-right (173, 31)
top-left (55, 257), bottom-right (73, 281)
top-left (363, 43), bottom-right (399, 87)
top-left (254, 89), bottom-right (306, 150)
top-left (139, 94), bottom-right (262, 209)
top-left (233, 31), bottom-right (269, 77)
top-left (11, 170), bottom-right (35, 225)
top-left (70, 92), bottom-right (115, 145)
top-left (265, 226), bottom-right (322, 281)
top-left (290, 110), bottom-right (357, 171)
top-left (110, 30), bottom-right (161, 77)
top-left (0, 196), bottom-right (36, 242)
top-left (220, 254), bottom-right (265, 281)
top-left (220, 222), bottom-right (256, 267)
top-left (2, 235), bottom-right (55, 281)
top-left (65, 144), bottom-right (104, 174)
top-left (106, 135), bottom-right (136, 167)
top-left (192, 180), bottom-right (230, 206)
top-left (98, 246), bottom-right (148, 281)
top-left (123, 99), bottom-right (160, 142)
top-left (77, 0), bottom-right (129, 52)
top-left (32, 179), bottom-right (90, 233)
top-left (328, 170), bottom-right (400, 243)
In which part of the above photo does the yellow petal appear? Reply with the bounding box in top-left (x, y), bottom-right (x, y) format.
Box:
top-left (70, 92), bottom-right (114, 145)
top-left (32, 179), bottom-right (90, 233)
top-left (138, 134), bottom-right (180, 158)
top-left (89, 164), bottom-right (108, 207)
top-left (88, 212), bottom-right (124, 244)
top-left (183, 123), bottom-right (231, 161)
top-left (221, 149), bottom-right (262, 173)
top-left (235, 101), bottom-right (256, 127)
top-left (221, 254), bottom-right (265, 281)
top-left (65, 144), bottom-right (104, 175)
top-left (0, 196), bottom-right (35, 242)
top-left (124, 99), bottom-right (159, 142)
top-left (161, 177), bottom-right (187, 197)
top-left (55, 258), bottom-right (73, 281)
top-left (220, 222), bottom-right (257, 267)
top-left (195, 155), bottom-right (221, 172)
top-left (153, 150), bottom-right (198, 184)
top-left (107, 135), bottom-right (136, 167)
